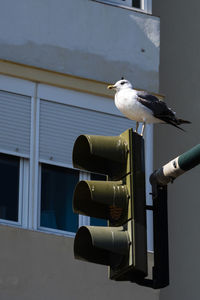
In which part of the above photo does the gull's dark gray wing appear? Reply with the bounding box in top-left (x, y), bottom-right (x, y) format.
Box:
top-left (136, 91), bottom-right (190, 130)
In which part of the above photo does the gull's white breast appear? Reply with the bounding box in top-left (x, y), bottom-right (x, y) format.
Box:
top-left (115, 89), bottom-right (161, 123)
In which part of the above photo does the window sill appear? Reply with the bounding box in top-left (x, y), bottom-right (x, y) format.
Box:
top-left (91, 0), bottom-right (152, 15)
top-left (38, 226), bottom-right (76, 238)
top-left (0, 219), bottom-right (22, 228)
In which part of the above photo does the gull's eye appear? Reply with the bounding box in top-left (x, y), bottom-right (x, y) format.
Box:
top-left (120, 80), bottom-right (126, 85)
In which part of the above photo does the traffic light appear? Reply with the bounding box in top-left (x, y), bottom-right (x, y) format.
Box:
top-left (72, 128), bottom-right (147, 282)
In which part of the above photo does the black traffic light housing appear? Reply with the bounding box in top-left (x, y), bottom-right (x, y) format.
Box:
top-left (72, 129), bottom-right (147, 281)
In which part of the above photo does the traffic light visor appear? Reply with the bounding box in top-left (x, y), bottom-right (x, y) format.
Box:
top-left (74, 226), bottom-right (130, 267)
top-left (72, 134), bottom-right (128, 179)
top-left (73, 180), bottom-right (129, 224)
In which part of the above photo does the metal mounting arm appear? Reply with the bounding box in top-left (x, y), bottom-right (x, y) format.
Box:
top-left (150, 144), bottom-right (200, 186)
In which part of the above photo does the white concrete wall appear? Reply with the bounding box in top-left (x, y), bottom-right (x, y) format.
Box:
top-left (0, 0), bottom-right (159, 91)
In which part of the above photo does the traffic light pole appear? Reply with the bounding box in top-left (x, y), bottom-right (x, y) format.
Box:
top-left (148, 143), bottom-right (200, 289)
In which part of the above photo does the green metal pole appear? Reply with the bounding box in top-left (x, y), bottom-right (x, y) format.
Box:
top-left (150, 144), bottom-right (200, 186)
top-left (178, 144), bottom-right (200, 171)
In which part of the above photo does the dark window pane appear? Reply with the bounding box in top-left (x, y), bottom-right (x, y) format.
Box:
top-left (91, 173), bottom-right (107, 181)
top-left (132, 0), bottom-right (140, 8)
top-left (0, 154), bottom-right (19, 222)
top-left (90, 173), bottom-right (107, 226)
top-left (40, 164), bottom-right (79, 233)
top-left (90, 217), bottom-right (107, 227)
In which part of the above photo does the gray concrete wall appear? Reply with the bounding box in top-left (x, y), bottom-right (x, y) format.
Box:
top-left (152, 1), bottom-right (200, 299)
top-left (0, 225), bottom-right (160, 300)
top-left (0, 0), bottom-right (159, 91)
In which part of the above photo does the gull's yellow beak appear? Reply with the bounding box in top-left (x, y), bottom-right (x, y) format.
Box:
top-left (107, 84), bottom-right (115, 89)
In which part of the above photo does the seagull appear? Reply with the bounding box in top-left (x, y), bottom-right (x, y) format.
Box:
top-left (107, 78), bottom-right (191, 136)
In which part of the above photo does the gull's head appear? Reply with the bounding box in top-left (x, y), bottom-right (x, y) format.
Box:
top-left (107, 78), bottom-right (132, 92)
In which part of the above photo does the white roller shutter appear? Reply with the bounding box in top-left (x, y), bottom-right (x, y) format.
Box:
top-left (39, 99), bottom-right (135, 166)
top-left (0, 90), bottom-right (31, 157)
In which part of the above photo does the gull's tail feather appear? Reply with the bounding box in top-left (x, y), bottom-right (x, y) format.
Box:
top-left (177, 118), bottom-right (191, 125)
top-left (166, 118), bottom-right (191, 131)
top-left (166, 121), bottom-right (186, 131)
top-left (159, 116), bottom-right (191, 131)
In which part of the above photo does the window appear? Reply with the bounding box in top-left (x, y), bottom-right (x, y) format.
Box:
top-left (113, 0), bottom-right (140, 9)
top-left (132, 0), bottom-right (140, 8)
top-left (92, 0), bottom-right (152, 13)
top-left (0, 80), bottom-right (31, 227)
top-left (40, 164), bottom-right (79, 233)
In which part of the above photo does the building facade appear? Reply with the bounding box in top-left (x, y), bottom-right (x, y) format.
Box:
top-left (0, 1), bottom-right (165, 299)
top-left (152, 1), bottom-right (200, 300)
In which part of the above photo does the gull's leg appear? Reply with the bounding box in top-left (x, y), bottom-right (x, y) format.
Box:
top-left (135, 122), bottom-right (139, 133)
top-left (141, 122), bottom-right (146, 136)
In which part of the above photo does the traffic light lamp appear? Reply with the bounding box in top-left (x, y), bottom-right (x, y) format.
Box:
top-left (73, 180), bottom-right (129, 226)
top-left (72, 128), bottom-right (147, 282)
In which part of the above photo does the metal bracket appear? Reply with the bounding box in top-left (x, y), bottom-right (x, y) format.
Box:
top-left (133, 184), bottom-right (169, 289)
